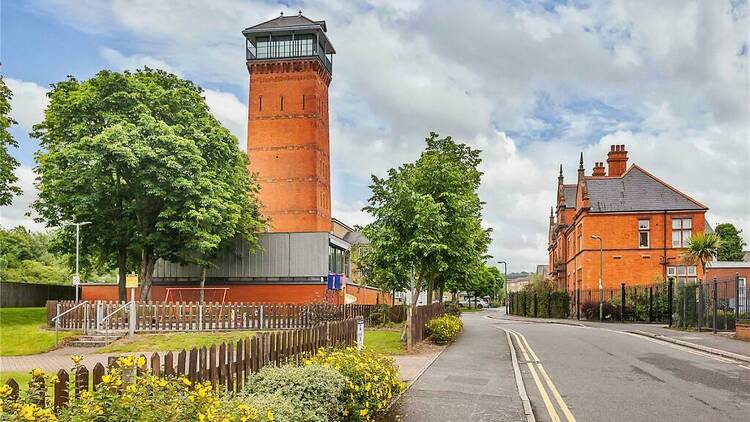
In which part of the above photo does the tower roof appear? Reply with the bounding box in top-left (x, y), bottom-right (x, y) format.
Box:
top-left (243, 12), bottom-right (336, 54)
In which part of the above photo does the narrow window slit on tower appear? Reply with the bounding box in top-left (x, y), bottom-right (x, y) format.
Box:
top-left (259, 96), bottom-right (263, 111)
top-left (302, 94), bottom-right (305, 110)
top-left (280, 95), bottom-right (284, 111)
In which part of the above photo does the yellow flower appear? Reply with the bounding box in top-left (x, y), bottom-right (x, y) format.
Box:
top-left (181, 377), bottom-right (191, 386)
top-left (136, 356), bottom-right (146, 368)
top-left (267, 409), bottom-right (274, 421)
top-left (0, 384), bottom-right (13, 398)
top-left (71, 355), bottom-right (83, 365)
top-left (360, 408), bottom-right (369, 417)
top-left (158, 379), bottom-right (168, 387)
top-left (101, 375), bottom-right (111, 384)
top-left (30, 368), bottom-right (44, 378)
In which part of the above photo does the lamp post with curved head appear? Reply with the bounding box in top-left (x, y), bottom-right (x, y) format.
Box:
top-left (591, 235), bottom-right (603, 320)
top-left (498, 261), bottom-right (508, 314)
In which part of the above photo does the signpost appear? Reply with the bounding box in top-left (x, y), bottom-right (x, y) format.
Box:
top-left (125, 274), bottom-right (138, 341)
top-left (356, 316), bottom-right (364, 351)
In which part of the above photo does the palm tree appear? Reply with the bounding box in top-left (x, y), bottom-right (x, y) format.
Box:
top-left (682, 232), bottom-right (722, 279)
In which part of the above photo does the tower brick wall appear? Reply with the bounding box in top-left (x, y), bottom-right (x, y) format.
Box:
top-left (247, 59), bottom-right (332, 233)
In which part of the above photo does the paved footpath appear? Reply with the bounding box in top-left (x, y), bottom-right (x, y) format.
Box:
top-left (383, 310), bottom-right (526, 422)
top-left (1, 347), bottom-right (158, 374)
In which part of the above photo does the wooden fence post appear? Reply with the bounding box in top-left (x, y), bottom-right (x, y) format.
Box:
top-left (53, 369), bottom-right (69, 411)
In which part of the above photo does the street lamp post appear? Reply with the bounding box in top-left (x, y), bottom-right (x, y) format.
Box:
top-left (66, 221), bottom-right (92, 301)
top-left (498, 261), bottom-right (507, 314)
top-left (591, 235), bottom-right (603, 321)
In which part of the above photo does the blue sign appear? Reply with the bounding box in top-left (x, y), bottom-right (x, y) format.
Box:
top-left (327, 273), bottom-right (343, 290)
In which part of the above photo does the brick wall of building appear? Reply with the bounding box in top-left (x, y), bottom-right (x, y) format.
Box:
top-left (247, 60), bottom-right (332, 233)
top-left (564, 211), bottom-right (707, 290)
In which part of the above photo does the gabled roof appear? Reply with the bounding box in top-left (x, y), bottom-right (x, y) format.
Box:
top-left (245, 14), bottom-right (327, 31)
top-left (585, 165), bottom-right (707, 213)
top-left (562, 185), bottom-right (577, 208)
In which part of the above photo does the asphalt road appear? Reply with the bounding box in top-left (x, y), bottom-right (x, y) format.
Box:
top-left (492, 314), bottom-right (750, 422)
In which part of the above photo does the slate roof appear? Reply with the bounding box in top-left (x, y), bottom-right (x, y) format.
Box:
top-left (586, 165), bottom-right (706, 213)
top-left (563, 185), bottom-right (577, 208)
top-left (245, 14), bottom-right (326, 31)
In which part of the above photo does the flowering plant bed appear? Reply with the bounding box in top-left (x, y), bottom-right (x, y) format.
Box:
top-left (425, 315), bottom-right (463, 344)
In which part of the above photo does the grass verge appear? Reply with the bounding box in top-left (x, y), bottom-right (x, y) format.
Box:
top-left (97, 331), bottom-right (257, 353)
top-left (460, 307), bottom-right (484, 313)
top-left (0, 307), bottom-right (78, 356)
top-left (364, 328), bottom-right (406, 355)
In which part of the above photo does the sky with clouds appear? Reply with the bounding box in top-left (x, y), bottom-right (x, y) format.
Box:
top-left (1, 0), bottom-right (749, 272)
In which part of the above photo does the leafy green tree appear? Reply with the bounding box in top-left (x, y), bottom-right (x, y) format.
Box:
top-left (410, 134), bottom-right (490, 302)
top-left (715, 223), bottom-right (746, 261)
top-left (0, 76), bottom-right (21, 205)
top-left (0, 226), bottom-right (116, 284)
top-left (32, 69), bottom-right (263, 300)
top-left (682, 232), bottom-right (722, 277)
top-left (361, 133), bottom-right (489, 345)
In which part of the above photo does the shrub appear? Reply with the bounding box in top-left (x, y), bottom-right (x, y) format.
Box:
top-left (425, 315), bottom-right (463, 343)
top-left (309, 347), bottom-right (404, 421)
top-left (221, 393), bottom-right (302, 422)
top-left (580, 301), bottom-right (619, 320)
top-left (244, 363), bottom-right (345, 422)
top-left (367, 304), bottom-right (392, 326)
top-left (444, 301), bottom-right (462, 317)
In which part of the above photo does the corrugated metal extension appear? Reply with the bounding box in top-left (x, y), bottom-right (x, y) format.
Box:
top-left (153, 232), bottom-right (344, 280)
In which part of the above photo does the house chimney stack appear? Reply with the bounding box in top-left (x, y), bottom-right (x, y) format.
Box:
top-left (607, 144), bottom-right (628, 177)
top-left (592, 162), bottom-right (606, 176)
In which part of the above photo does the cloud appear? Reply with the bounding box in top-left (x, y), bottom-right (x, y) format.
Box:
top-left (100, 48), bottom-right (181, 75)
top-left (5, 78), bottom-right (49, 130)
top-left (12, 0), bottom-right (750, 272)
top-left (203, 89), bottom-right (247, 150)
top-left (0, 166), bottom-right (45, 231)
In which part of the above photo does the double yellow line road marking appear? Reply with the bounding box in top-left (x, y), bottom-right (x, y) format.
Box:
top-left (505, 328), bottom-right (576, 422)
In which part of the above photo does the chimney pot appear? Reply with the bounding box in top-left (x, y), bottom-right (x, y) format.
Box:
top-left (607, 144), bottom-right (628, 177)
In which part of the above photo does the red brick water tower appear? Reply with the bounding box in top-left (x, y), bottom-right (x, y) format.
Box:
top-left (243, 12), bottom-right (335, 233)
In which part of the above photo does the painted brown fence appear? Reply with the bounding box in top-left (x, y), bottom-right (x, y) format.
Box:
top-left (47, 301), bottom-right (396, 332)
top-left (409, 302), bottom-right (445, 344)
top-left (3, 318), bottom-right (357, 412)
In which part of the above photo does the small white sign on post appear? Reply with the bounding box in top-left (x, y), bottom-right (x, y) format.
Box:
top-left (72, 274), bottom-right (80, 285)
top-left (356, 316), bottom-right (365, 351)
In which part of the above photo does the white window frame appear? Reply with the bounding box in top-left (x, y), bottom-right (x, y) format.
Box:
top-left (667, 266), bottom-right (697, 285)
top-left (638, 219), bottom-right (650, 248)
top-left (671, 218), bottom-right (692, 248)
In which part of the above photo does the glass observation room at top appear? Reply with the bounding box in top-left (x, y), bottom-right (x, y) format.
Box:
top-left (243, 15), bottom-right (336, 75)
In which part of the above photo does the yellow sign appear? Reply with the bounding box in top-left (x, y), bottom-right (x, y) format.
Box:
top-left (125, 274), bottom-right (139, 289)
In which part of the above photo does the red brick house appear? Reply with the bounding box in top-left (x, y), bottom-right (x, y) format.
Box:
top-left (548, 145), bottom-right (709, 292)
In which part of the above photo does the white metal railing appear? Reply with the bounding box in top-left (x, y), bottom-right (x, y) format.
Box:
top-left (52, 301), bottom-right (89, 346)
top-left (99, 301), bottom-right (135, 344)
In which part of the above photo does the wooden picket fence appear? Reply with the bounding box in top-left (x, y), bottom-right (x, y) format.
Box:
top-left (3, 318), bottom-right (358, 412)
top-left (409, 302), bottom-right (446, 344)
top-left (47, 301), bottom-right (399, 332)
